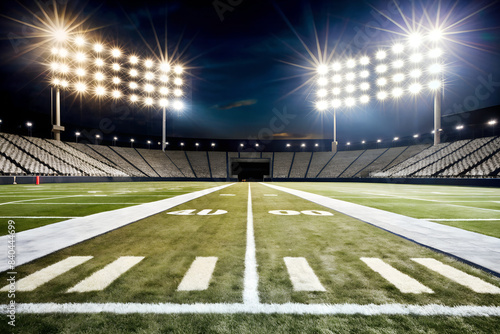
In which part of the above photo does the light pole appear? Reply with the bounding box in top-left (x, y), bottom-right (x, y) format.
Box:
top-left (26, 122), bottom-right (33, 137)
top-left (130, 138), bottom-right (135, 148)
top-left (95, 134), bottom-right (100, 145)
top-left (147, 140), bottom-right (151, 149)
top-left (113, 137), bottom-right (118, 146)
top-left (75, 131), bottom-right (80, 143)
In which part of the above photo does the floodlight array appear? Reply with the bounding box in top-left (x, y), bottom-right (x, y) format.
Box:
top-left (48, 35), bottom-right (186, 109)
top-left (315, 33), bottom-right (444, 111)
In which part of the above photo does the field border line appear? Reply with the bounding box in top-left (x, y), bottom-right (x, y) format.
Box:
top-left (2, 302), bottom-right (500, 316)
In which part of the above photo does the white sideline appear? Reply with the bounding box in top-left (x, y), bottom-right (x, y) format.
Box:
top-left (0, 256), bottom-right (93, 292)
top-left (284, 257), bottom-right (326, 291)
top-left (261, 183), bottom-right (500, 276)
top-left (0, 183), bottom-right (235, 272)
top-left (361, 258), bottom-right (433, 294)
top-left (67, 257), bottom-right (144, 293)
top-left (243, 184), bottom-right (260, 305)
top-left (3, 302), bottom-right (500, 316)
top-left (177, 257), bottom-right (218, 291)
top-left (412, 258), bottom-right (500, 294)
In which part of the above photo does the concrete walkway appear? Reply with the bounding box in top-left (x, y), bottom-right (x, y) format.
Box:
top-left (0, 183), bottom-right (234, 272)
top-left (262, 183), bottom-right (500, 276)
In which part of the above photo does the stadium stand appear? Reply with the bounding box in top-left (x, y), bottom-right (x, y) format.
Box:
top-left (208, 152), bottom-right (227, 179)
top-left (1, 132), bottom-right (499, 179)
top-left (186, 151), bottom-right (211, 178)
top-left (289, 152), bottom-right (312, 178)
top-left (340, 148), bottom-right (387, 178)
top-left (306, 152), bottom-right (335, 178)
top-left (136, 148), bottom-right (183, 178)
top-left (111, 146), bottom-right (159, 177)
top-left (318, 150), bottom-right (364, 178)
top-left (272, 152), bottom-right (294, 178)
top-left (165, 151), bottom-right (195, 177)
top-left (86, 144), bottom-right (146, 177)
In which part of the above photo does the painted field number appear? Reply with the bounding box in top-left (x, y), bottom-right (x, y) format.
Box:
top-left (268, 210), bottom-right (334, 216)
top-left (166, 209), bottom-right (228, 216)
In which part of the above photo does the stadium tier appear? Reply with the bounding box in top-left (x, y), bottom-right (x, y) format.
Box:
top-left (1, 132), bottom-right (499, 179)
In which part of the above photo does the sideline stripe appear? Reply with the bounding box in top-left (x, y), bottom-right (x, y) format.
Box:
top-left (4, 302), bottom-right (500, 316)
top-left (0, 216), bottom-right (80, 219)
top-left (243, 184), bottom-right (259, 305)
top-left (284, 257), bottom-right (326, 291)
top-left (0, 195), bottom-right (82, 206)
top-left (423, 218), bottom-right (500, 221)
top-left (0, 256), bottom-right (93, 292)
top-left (412, 258), bottom-right (500, 294)
top-left (219, 194), bottom-right (236, 196)
top-left (0, 183), bottom-right (235, 272)
top-left (177, 257), bottom-right (218, 291)
top-left (67, 257), bottom-right (144, 293)
top-left (361, 258), bottom-right (433, 294)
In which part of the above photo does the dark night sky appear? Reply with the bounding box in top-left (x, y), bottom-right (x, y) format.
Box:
top-left (0, 0), bottom-right (499, 146)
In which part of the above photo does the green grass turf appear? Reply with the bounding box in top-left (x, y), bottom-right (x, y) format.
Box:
top-left (276, 182), bottom-right (500, 238)
top-left (0, 182), bottom-right (225, 235)
top-left (1, 182), bottom-right (499, 333)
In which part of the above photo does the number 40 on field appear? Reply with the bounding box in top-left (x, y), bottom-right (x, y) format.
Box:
top-left (166, 209), bottom-right (333, 216)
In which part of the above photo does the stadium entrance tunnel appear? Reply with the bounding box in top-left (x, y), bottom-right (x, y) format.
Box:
top-left (230, 158), bottom-right (271, 182)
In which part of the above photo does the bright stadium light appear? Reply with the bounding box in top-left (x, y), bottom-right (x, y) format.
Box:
top-left (112, 77), bottom-right (121, 84)
top-left (159, 98), bottom-right (169, 107)
top-left (360, 95), bottom-right (370, 104)
top-left (392, 43), bottom-right (404, 54)
top-left (409, 83), bottom-right (423, 94)
top-left (332, 74), bottom-right (342, 83)
top-left (332, 62), bottom-right (342, 71)
top-left (74, 36), bottom-right (85, 46)
top-left (145, 97), bottom-right (154, 106)
top-left (111, 48), bottom-right (121, 58)
top-left (129, 69), bottom-right (138, 77)
top-left (345, 97), bottom-right (356, 107)
top-left (376, 64), bottom-right (388, 73)
top-left (413, 134), bottom-right (419, 138)
top-left (346, 72), bottom-right (356, 81)
top-left (173, 100), bottom-right (184, 111)
top-left (129, 55), bottom-right (139, 64)
top-left (174, 77), bottom-right (183, 86)
top-left (377, 91), bottom-right (388, 100)
top-left (75, 82), bottom-right (87, 93)
top-left (160, 62), bottom-right (171, 72)
top-left (317, 77), bottom-right (328, 86)
top-left (317, 88), bottom-right (327, 97)
top-left (75, 52), bottom-right (86, 62)
top-left (408, 33), bottom-right (423, 48)
top-left (129, 82), bottom-right (138, 89)
top-left (112, 90), bottom-right (122, 99)
top-left (53, 28), bottom-right (68, 42)
top-left (428, 29), bottom-right (443, 41)
top-left (360, 82), bottom-right (370, 91)
top-left (58, 48), bottom-right (68, 57)
top-left (410, 69), bottom-right (422, 78)
top-left (346, 84), bottom-right (355, 93)
top-left (393, 73), bottom-right (405, 82)
top-left (331, 99), bottom-right (342, 108)
top-left (429, 48), bottom-right (443, 58)
top-left (316, 100), bottom-right (328, 111)
top-left (93, 43), bottom-right (104, 52)
top-left (394, 137), bottom-right (399, 141)
top-left (392, 87), bottom-right (403, 98)
top-left (145, 59), bottom-right (154, 68)
top-left (377, 139), bottom-right (381, 143)
top-left (428, 80), bottom-right (441, 90)
top-left (332, 87), bottom-right (341, 95)
top-left (75, 68), bottom-right (86, 77)
top-left (95, 58), bottom-right (104, 67)
top-left (130, 94), bottom-right (138, 102)
top-left (145, 72), bottom-right (155, 80)
top-left (159, 75), bottom-right (168, 83)
top-left (144, 84), bottom-right (154, 93)
top-left (359, 70), bottom-right (369, 78)
top-left (95, 86), bottom-right (106, 96)
top-left (376, 77), bottom-right (388, 86)
top-left (487, 119), bottom-right (497, 126)
top-left (317, 64), bottom-right (328, 74)
top-left (392, 59), bottom-right (404, 69)
top-left (429, 63), bottom-right (443, 74)
top-left (410, 53), bottom-right (423, 63)
top-left (359, 56), bottom-right (370, 65)
top-left (60, 80), bottom-right (69, 88)
top-left (51, 47), bottom-right (59, 55)
top-left (59, 64), bottom-right (69, 74)
top-left (95, 72), bottom-right (105, 81)
top-left (456, 125), bottom-right (464, 130)
top-left (112, 63), bottom-right (120, 71)
top-left (346, 58), bottom-right (356, 68)
top-left (375, 50), bottom-right (387, 60)
top-left (160, 87), bottom-right (169, 95)
top-left (174, 89), bottom-right (183, 97)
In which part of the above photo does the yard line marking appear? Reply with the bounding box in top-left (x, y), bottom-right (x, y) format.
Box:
top-left (0, 256), bottom-right (93, 292)
top-left (243, 183), bottom-right (259, 305)
top-left (0, 195), bottom-right (82, 206)
top-left (177, 257), bottom-right (218, 291)
top-left (0, 216), bottom-right (80, 219)
top-left (423, 218), bottom-right (500, 221)
top-left (360, 258), bottom-right (433, 294)
top-left (284, 257), bottom-right (326, 292)
top-left (264, 194), bottom-right (278, 197)
top-left (219, 194), bottom-right (236, 196)
top-left (14, 203), bottom-right (142, 205)
top-left (6, 302), bottom-right (500, 316)
top-left (67, 256), bottom-right (144, 293)
top-left (412, 258), bottom-right (500, 294)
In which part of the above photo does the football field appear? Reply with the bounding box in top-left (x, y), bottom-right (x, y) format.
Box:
top-left (1, 181), bottom-right (500, 333)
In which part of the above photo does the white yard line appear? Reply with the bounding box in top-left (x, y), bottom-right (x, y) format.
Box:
top-left (3, 302), bottom-right (500, 316)
top-left (0, 256), bottom-right (93, 292)
top-left (284, 257), bottom-right (326, 291)
top-left (0, 183), bottom-right (235, 272)
top-left (412, 258), bottom-right (500, 294)
top-left (14, 203), bottom-right (142, 205)
top-left (219, 194), bottom-right (236, 196)
top-left (177, 257), bottom-right (218, 291)
top-left (0, 195), bottom-right (82, 206)
top-left (423, 218), bottom-right (500, 221)
top-left (67, 257), bottom-right (144, 293)
top-left (361, 258), bottom-right (433, 294)
top-left (0, 216), bottom-right (80, 219)
top-left (243, 183), bottom-right (260, 305)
